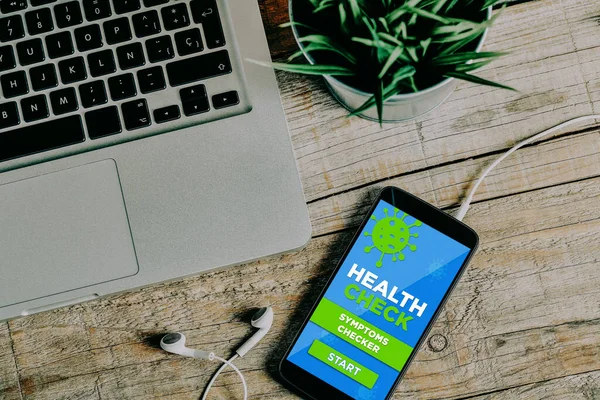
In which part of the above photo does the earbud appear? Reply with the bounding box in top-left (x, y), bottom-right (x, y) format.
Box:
top-left (236, 306), bottom-right (274, 357)
top-left (160, 332), bottom-right (215, 360)
top-left (160, 307), bottom-right (273, 400)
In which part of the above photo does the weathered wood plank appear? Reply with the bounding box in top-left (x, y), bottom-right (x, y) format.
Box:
top-left (307, 129), bottom-right (600, 236)
top-left (282, 0), bottom-right (600, 202)
top-left (0, 322), bottom-right (21, 400)
top-left (7, 175), bottom-right (600, 399)
top-left (465, 370), bottom-right (600, 400)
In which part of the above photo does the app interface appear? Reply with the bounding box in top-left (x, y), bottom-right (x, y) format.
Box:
top-left (287, 200), bottom-right (472, 399)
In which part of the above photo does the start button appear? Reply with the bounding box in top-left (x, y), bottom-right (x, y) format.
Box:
top-left (308, 339), bottom-right (379, 389)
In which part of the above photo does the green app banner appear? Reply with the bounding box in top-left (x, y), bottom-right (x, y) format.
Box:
top-left (309, 298), bottom-right (413, 371)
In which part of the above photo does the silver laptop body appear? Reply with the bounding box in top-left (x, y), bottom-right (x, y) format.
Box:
top-left (0, 0), bottom-right (311, 321)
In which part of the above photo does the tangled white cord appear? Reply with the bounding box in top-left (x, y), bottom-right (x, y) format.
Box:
top-left (201, 354), bottom-right (247, 400)
top-left (455, 115), bottom-right (600, 221)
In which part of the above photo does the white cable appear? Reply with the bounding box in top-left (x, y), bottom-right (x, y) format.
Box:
top-left (202, 354), bottom-right (247, 400)
top-left (455, 115), bottom-right (600, 221)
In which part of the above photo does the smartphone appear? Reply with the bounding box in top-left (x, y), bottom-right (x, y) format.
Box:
top-left (279, 186), bottom-right (479, 400)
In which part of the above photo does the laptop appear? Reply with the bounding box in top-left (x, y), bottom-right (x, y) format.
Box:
top-left (0, 0), bottom-right (311, 321)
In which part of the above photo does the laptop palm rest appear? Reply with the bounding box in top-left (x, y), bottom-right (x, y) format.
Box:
top-left (0, 159), bottom-right (139, 309)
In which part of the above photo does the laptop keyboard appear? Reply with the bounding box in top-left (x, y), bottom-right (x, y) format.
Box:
top-left (0, 0), bottom-right (249, 165)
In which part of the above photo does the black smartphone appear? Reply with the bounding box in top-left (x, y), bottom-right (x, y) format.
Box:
top-left (279, 187), bottom-right (479, 400)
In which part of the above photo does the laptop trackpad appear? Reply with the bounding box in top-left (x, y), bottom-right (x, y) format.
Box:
top-left (0, 159), bottom-right (139, 308)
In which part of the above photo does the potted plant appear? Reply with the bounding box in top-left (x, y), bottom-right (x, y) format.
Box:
top-left (270, 0), bottom-right (514, 123)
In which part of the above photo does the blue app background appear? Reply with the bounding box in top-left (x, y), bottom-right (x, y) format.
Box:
top-left (287, 200), bottom-right (472, 399)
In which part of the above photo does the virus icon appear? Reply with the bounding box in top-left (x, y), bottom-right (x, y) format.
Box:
top-left (428, 258), bottom-right (446, 280)
top-left (364, 207), bottom-right (421, 267)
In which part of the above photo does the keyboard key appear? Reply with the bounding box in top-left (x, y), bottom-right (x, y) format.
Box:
top-left (16, 38), bottom-right (45, 65)
top-left (1, 71), bottom-right (28, 98)
top-left (50, 87), bottom-right (78, 115)
top-left (45, 31), bottom-right (74, 59)
top-left (180, 83), bottom-right (208, 116)
top-left (88, 49), bottom-right (115, 77)
top-left (75, 24), bottom-right (103, 52)
top-left (25, 7), bottom-right (53, 35)
top-left (54, 1), bottom-right (83, 29)
top-left (30, 0), bottom-right (57, 5)
top-left (0, 15), bottom-right (25, 42)
top-left (143, 0), bottom-right (168, 7)
top-left (190, 0), bottom-right (225, 49)
top-left (179, 83), bottom-right (205, 102)
top-left (108, 73), bottom-right (136, 101)
top-left (166, 49), bottom-right (231, 86)
top-left (182, 97), bottom-right (209, 116)
top-left (0, 102), bottom-right (19, 129)
top-left (174, 28), bottom-right (203, 57)
top-left (0, 1), bottom-right (27, 14)
top-left (212, 90), bottom-right (239, 109)
top-left (29, 63), bottom-right (58, 91)
top-left (21, 94), bottom-right (49, 122)
top-left (132, 10), bottom-right (160, 38)
top-left (58, 56), bottom-right (87, 84)
top-left (112, 0), bottom-right (140, 15)
top-left (103, 17), bottom-right (131, 45)
top-left (116, 42), bottom-right (144, 70)
top-left (137, 66), bottom-right (165, 93)
top-left (83, 0), bottom-right (112, 21)
top-left (0, 45), bottom-right (16, 72)
top-left (79, 80), bottom-right (107, 108)
top-left (0, 115), bottom-right (84, 163)
top-left (85, 105), bottom-right (121, 139)
top-left (180, 84), bottom-right (208, 116)
top-left (122, 99), bottom-right (150, 130)
top-left (161, 3), bottom-right (189, 31)
top-left (153, 104), bottom-right (179, 123)
top-left (146, 35), bottom-right (173, 63)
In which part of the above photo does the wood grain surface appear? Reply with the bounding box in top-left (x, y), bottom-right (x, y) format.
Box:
top-left (1, 0), bottom-right (600, 399)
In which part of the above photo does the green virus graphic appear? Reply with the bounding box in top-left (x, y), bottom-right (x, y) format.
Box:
top-left (364, 207), bottom-right (422, 267)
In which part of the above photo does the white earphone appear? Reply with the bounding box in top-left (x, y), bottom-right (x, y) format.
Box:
top-left (160, 306), bottom-right (274, 400)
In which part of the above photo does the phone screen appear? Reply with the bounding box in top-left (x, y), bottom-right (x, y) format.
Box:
top-left (285, 199), bottom-right (474, 399)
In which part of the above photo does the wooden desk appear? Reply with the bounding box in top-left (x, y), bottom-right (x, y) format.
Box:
top-left (2, 0), bottom-right (600, 398)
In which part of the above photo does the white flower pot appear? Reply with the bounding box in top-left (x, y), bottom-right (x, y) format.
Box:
top-left (289, 3), bottom-right (492, 122)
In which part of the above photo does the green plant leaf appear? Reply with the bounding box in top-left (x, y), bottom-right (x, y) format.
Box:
top-left (349, 71), bottom-right (414, 119)
top-left (288, 43), bottom-right (357, 64)
top-left (433, 51), bottom-right (507, 65)
top-left (386, 0), bottom-right (422, 24)
top-left (390, 65), bottom-right (417, 86)
top-left (438, 32), bottom-right (481, 56)
top-left (431, 0), bottom-right (449, 14)
top-left (444, 0), bottom-right (460, 13)
top-left (406, 46), bottom-right (419, 62)
top-left (339, 3), bottom-right (349, 34)
top-left (483, 0), bottom-right (501, 9)
top-left (377, 33), bottom-right (412, 62)
top-left (313, 0), bottom-right (335, 13)
top-left (279, 21), bottom-right (316, 31)
top-left (347, 0), bottom-right (363, 23)
top-left (352, 37), bottom-right (396, 54)
top-left (375, 79), bottom-right (384, 125)
top-left (420, 38), bottom-right (432, 55)
top-left (454, 59), bottom-right (495, 72)
top-left (444, 71), bottom-right (516, 91)
top-left (378, 46), bottom-right (405, 78)
top-left (401, 5), bottom-right (451, 24)
top-left (378, 17), bottom-right (390, 33)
